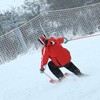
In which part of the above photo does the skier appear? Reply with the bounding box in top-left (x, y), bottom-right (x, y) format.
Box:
top-left (38, 35), bottom-right (83, 80)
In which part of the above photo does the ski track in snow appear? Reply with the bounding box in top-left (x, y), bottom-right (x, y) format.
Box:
top-left (0, 32), bottom-right (100, 100)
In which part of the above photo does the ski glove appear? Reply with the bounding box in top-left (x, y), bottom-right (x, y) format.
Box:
top-left (40, 68), bottom-right (45, 74)
top-left (64, 38), bottom-right (69, 44)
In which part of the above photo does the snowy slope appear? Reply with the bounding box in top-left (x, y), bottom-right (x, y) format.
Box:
top-left (0, 32), bottom-right (100, 100)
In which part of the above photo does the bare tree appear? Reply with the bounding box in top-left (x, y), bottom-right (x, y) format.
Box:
top-left (22, 0), bottom-right (41, 18)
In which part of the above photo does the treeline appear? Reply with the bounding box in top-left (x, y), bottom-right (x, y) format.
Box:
top-left (47, 0), bottom-right (100, 10)
top-left (0, 0), bottom-right (49, 36)
top-left (0, 0), bottom-right (100, 36)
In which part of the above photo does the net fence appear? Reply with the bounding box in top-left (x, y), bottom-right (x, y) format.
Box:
top-left (0, 3), bottom-right (100, 64)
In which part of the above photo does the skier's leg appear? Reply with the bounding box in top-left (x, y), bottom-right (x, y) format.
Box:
top-left (48, 61), bottom-right (64, 79)
top-left (64, 62), bottom-right (83, 76)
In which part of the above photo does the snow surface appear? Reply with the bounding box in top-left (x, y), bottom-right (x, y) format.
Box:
top-left (0, 32), bottom-right (100, 100)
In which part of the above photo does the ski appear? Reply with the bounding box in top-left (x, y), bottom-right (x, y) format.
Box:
top-left (49, 73), bottom-right (69, 84)
top-left (49, 73), bottom-right (89, 83)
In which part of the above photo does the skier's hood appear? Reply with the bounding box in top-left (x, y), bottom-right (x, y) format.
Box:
top-left (47, 37), bottom-right (56, 46)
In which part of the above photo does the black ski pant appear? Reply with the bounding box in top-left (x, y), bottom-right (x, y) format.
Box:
top-left (48, 61), bottom-right (82, 79)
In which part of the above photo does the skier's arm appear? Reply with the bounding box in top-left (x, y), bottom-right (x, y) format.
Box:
top-left (40, 47), bottom-right (49, 71)
top-left (56, 37), bottom-right (68, 44)
top-left (56, 38), bottom-right (64, 44)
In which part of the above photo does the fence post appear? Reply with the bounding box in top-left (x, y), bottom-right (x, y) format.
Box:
top-left (13, 29), bottom-right (28, 53)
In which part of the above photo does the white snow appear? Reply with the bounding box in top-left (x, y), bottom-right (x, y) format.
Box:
top-left (0, 32), bottom-right (100, 100)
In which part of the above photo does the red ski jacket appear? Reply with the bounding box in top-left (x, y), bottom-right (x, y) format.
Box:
top-left (40, 37), bottom-right (71, 70)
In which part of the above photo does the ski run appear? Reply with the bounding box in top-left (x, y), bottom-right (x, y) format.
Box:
top-left (0, 32), bottom-right (100, 100)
